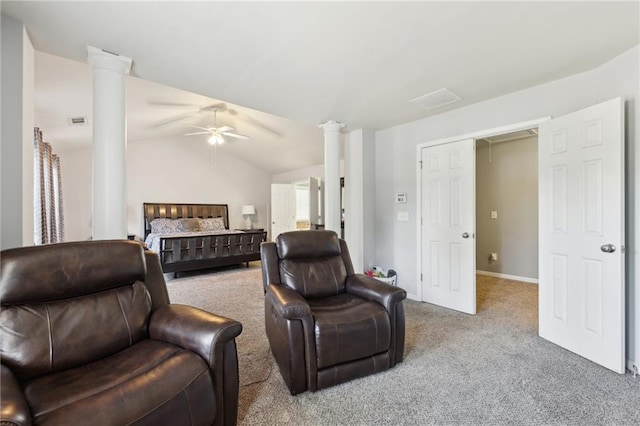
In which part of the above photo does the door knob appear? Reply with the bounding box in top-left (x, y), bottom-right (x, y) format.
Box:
top-left (462, 232), bottom-right (470, 239)
top-left (601, 244), bottom-right (616, 253)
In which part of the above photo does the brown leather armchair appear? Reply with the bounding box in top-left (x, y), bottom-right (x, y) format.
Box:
top-left (260, 230), bottom-right (406, 395)
top-left (0, 240), bottom-right (242, 426)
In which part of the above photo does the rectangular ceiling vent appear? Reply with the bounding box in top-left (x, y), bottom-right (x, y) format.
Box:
top-left (68, 116), bottom-right (87, 125)
top-left (410, 88), bottom-right (462, 111)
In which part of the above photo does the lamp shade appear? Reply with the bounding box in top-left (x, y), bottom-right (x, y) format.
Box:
top-left (242, 205), bottom-right (256, 215)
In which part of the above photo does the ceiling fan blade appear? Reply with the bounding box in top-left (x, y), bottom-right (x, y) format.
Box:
top-left (184, 131), bottom-right (210, 136)
top-left (149, 112), bottom-right (196, 128)
top-left (148, 100), bottom-right (198, 108)
top-left (183, 125), bottom-right (212, 131)
top-left (217, 125), bottom-right (234, 133)
top-left (240, 116), bottom-right (282, 137)
top-left (222, 131), bottom-right (250, 140)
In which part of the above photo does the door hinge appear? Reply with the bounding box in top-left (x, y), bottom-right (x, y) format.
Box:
top-left (420, 273), bottom-right (423, 281)
top-left (419, 160), bottom-right (423, 169)
top-left (622, 245), bottom-right (626, 253)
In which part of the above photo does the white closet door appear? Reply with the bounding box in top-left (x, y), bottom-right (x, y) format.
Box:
top-left (421, 138), bottom-right (476, 314)
top-left (538, 97), bottom-right (625, 373)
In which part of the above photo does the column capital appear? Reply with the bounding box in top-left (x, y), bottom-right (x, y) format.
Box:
top-left (87, 46), bottom-right (132, 75)
top-left (319, 120), bottom-right (346, 133)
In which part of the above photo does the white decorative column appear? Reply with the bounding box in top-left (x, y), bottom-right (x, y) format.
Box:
top-left (319, 120), bottom-right (345, 234)
top-left (87, 46), bottom-right (132, 240)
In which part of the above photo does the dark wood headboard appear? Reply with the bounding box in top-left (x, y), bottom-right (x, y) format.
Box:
top-left (143, 203), bottom-right (230, 238)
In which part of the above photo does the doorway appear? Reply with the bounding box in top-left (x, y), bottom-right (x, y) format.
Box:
top-left (270, 177), bottom-right (320, 240)
top-left (475, 130), bottom-right (539, 289)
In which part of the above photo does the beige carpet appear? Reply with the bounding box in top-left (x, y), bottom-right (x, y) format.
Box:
top-left (167, 264), bottom-right (640, 425)
top-left (167, 265), bottom-right (272, 390)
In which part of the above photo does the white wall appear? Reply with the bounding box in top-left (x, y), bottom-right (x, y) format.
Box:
top-left (374, 45), bottom-right (640, 369)
top-left (59, 135), bottom-right (272, 240)
top-left (271, 160), bottom-right (347, 184)
top-left (1, 14), bottom-right (34, 249)
top-left (272, 163), bottom-right (324, 183)
top-left (22, 27), bottom-right (34, 245)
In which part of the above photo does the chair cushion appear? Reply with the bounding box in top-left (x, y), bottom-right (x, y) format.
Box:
top-left (23, 340), bottom-right (216, 425)
top-left (280, 257), bottom-right (347, 298)
top-left (309, 293), bottom-right (391, 369)
top-left (276, 230), bottom-right (341, 260)
top-left (0, 241), bottom-right (146, 305)
top-left (1, 281), bottom-right (152, 381)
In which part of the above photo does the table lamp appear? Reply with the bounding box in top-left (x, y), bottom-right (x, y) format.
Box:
top-left (242, 205), bottom-right (256, 229)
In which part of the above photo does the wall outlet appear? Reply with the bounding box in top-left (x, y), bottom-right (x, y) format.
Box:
top-left (489, 252), bottom-right (498, 262)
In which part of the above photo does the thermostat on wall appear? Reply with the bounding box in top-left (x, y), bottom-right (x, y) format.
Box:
top-left (396, 193), bottom-right (407, 203)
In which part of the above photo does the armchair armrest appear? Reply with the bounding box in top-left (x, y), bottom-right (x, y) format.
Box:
top-left (265, 284), bottom-right (311, 320)
top-left (1, 364), bottom-right (31, 426)
top-left (346, 274), bottom-right (407, 312)
top-left (149, 304), bottom-right (242, 368)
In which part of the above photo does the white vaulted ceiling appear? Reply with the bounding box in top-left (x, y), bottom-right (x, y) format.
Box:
top-left (3, 1), bottom-right (639, 173)
top-left (33, 51), bottom-right (323, 173)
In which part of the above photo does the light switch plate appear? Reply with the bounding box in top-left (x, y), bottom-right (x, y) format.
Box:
top-left (397, 211), bottom-right (409, 221)
top-left (491, 211), bottom-right (498, 219)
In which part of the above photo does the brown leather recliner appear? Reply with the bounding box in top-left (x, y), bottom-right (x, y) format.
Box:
top-left (260, 230), bottom-right (406, 395)
top-left (0, 240), bottom-right (242, 426)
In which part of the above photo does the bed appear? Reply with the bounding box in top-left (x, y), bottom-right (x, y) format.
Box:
top-left (143, 202), bottom-right (267, 276)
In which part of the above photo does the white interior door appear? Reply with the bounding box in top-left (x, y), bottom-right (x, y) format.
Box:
top-left (538, 97), bottom-right (625, 373)
top-left (421, 138), bottom-right (476, 314)
top-left (308, 177), bottom-right (319, 228)
top-left (270, 184), bottom-right (296, 241)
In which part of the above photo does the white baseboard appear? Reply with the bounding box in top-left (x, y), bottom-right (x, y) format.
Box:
top-left (406, 292), bottom-right (419, 301)
top-left (476, 270), bottom-right (538, 284)
top-left (627, 359), bottom-right (639, 376)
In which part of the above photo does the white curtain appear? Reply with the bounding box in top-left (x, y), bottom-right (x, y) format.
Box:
top-left (34, 127), bottom-right (65, 244)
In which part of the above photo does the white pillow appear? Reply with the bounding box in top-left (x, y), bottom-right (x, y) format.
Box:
top-left (149, 218), bottom-right (180, 234)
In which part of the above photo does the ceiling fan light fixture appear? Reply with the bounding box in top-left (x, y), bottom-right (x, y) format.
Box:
top-left (208, 134), bottom-right (224, 145)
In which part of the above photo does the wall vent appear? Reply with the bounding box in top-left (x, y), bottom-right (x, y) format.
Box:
top-left (68, 117), bottom-right (87, 125)
top-left (410, 88), bottom-right (462, 111)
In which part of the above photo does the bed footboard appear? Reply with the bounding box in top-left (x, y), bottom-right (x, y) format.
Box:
top-left (157, 231), bottom-right (267, 273)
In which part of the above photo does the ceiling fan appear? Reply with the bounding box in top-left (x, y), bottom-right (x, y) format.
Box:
top-left (149, 100), bottom-right (282, 137)
top-left (183, 107), bottom-right (249, 145)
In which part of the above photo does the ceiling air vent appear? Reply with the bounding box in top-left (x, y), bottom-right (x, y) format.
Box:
top-left (68, 116), bottom-right (87, 125)
top-left (410, 88), bottom-right (462, 111)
